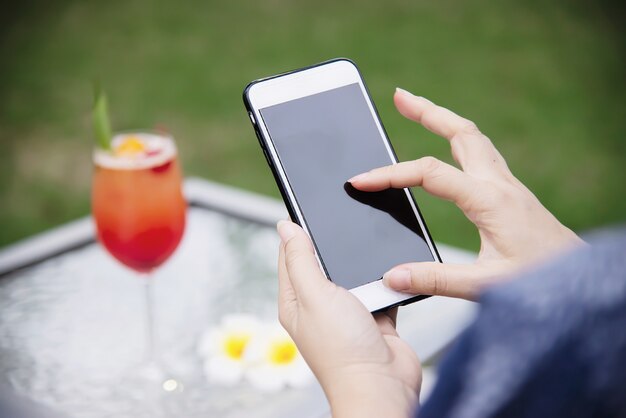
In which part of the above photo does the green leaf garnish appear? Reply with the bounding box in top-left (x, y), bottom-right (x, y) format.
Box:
top-left (92, 82), bottom-right (112, 150)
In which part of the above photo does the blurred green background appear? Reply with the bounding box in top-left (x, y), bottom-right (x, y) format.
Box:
top-left (1, 0), bottom-right (624, 251)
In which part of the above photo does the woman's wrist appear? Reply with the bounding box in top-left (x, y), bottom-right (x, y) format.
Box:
top-left (544, 225), bottom-right (587, 258)
top-left (323, 371), bottom-right (418, 418)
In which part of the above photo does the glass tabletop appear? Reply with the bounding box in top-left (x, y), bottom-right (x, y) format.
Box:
top-left (0, 206), bottom-right (327, 418)
top-left (0, 179), bottom-right (477, 417)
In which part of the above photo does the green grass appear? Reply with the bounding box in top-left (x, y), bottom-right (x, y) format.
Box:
top-left (1, 0), bottom-right (624, 251)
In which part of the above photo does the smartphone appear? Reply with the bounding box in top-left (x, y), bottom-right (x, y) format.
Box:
top-left (243, 58), bottom-right (441, 312)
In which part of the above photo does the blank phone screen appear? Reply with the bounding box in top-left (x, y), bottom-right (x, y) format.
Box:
top-left (259, 83), bottom-right (435, 290)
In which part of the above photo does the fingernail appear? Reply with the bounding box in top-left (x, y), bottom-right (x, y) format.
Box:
top-left (383, 269), bottom-right (411, 290)
top-left (348, 172), bottom-right (369, 183)
top-left (277, 220), bottom-right (297, 242)
top-left (395, 87), bottom-right (414, 97)
top-left (396, 88), bottom-right (433, 104)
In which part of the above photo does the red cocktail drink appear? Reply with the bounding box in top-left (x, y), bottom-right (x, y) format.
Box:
top-left (92, 133), bottom-right (186, 273)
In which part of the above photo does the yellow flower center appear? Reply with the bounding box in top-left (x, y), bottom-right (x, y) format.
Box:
top-left (115, 136), bottom-right (146, 156)
top-left (268, 339), bottom-right (298, 366)
top-left (222, 333), bottom-right (251, 360)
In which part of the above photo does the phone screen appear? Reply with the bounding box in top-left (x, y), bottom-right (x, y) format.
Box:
top-left (259, 83), bottom-right (434, 290)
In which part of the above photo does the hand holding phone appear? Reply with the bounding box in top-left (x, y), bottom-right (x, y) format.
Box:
top-left (247, 59), bottom-right (584, 416)
top-left (275, 219), bottom-right (422, 418)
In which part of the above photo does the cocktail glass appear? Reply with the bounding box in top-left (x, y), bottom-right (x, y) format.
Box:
top-left (92, 131), bottom-right (186, 390)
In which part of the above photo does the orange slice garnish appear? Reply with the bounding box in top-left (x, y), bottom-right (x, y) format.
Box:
top-left (115, 136), bottom-right (146, 156)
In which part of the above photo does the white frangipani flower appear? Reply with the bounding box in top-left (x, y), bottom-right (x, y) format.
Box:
top-left (244, 325), bottom-right (313, 392)
top-left (197, 314), bottom-right (260, 386)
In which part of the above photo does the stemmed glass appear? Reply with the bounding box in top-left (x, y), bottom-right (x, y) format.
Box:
top-left (92, 131), bottom-right (186, 390)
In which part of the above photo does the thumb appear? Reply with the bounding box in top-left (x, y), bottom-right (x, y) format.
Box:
top-left (277, 220), bottom-right (331, 304)
top-left (382, 262), bottom-right (496, 300)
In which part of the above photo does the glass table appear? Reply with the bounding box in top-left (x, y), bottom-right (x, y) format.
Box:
top-left (0, 178), bottom-right (476, 418)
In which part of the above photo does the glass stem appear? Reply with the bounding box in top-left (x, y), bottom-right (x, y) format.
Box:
top-left (144, 277), bottom-right (156, 365)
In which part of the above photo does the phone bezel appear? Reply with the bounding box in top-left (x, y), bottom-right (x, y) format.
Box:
top-left (243, 58), bottom-right (441, 312)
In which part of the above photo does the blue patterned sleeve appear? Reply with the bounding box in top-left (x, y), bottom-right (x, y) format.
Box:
top-left (418, 227), bottom-right (626, 418)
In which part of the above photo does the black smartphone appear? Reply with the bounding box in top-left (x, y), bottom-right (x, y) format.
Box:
top-left (243, 58), bottom-right (441, 312)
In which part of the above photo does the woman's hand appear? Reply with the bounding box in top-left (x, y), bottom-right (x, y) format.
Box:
top-left (349, 88), bottom-right (584, 300)
top-left (277, 220), bottom-right (421, 418)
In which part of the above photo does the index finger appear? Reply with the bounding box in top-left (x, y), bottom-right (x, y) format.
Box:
top-left (349, 157), bottom-right (477, 210)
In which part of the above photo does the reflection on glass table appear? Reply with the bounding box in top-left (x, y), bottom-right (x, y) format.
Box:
top-left (0, 178), bottom-right (477, 418)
